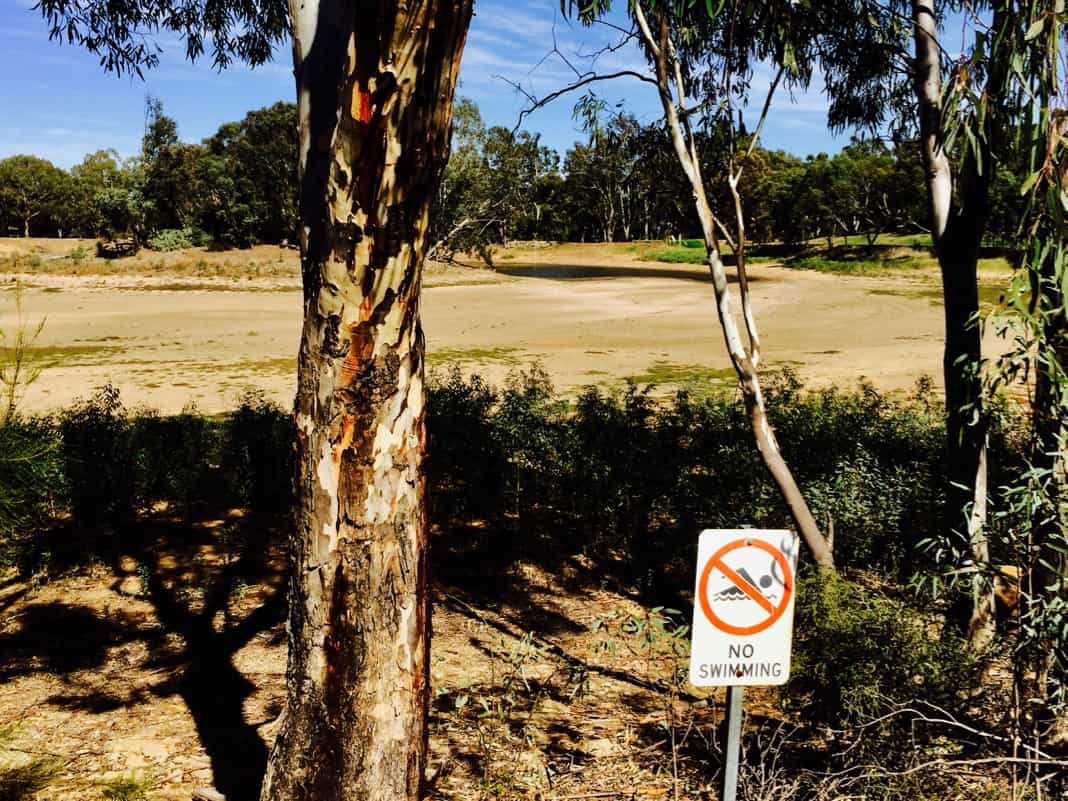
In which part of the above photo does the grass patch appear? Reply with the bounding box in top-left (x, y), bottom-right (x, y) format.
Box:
top-left (428, 346), bottom-right (520, 367)
top-left (192, 358), bottom-right (296, 376)
top-left (867, 280), bottom-right (1010, 310)
top-left (626, 360), bottom-right (736, 397)
top-left (978, 282), bottom-right (1009, 308)
top-left (636, 236), bottom-right (943, 273)
top-left (868, 233), bottom-right (933, 248)
top-left (785, 252), bottom-right (934, 274)
top-left (867, 286), bottom-right (943, 304)
top-left (144, 282), bottom-right (296, 292)
top-left (98, 773), bottom-right (153, 801)
top-left (640, 246), bottom-right (707, 264)
top-left (978, 256), bottom-right (1015, 275)
top-left (0, 758), bottom-right (58, 801)
top-left (16, 344), bottom-right (124, 368)
top-left (0, 725), bottom-right (59, 801)
top-left (238, 358), bottom-right (296, 375)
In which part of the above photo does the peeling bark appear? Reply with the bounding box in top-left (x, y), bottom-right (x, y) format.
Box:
top-left (260, 3), bottom-right (471, 800)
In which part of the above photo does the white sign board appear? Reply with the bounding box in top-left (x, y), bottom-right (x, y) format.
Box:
top-left (688, 529), bottom-right (799, 687)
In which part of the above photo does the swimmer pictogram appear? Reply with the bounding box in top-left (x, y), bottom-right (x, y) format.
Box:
top-left (697, 538), bottom-right (794, 636)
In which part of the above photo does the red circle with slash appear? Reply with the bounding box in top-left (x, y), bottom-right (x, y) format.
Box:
top-left (698, 539), bottom-right (793, 636)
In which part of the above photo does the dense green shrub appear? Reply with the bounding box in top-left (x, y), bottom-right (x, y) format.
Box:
top-left (59, 384), bottom-right (138, 529)
top-left (492, 365), bottom-right (570, 519)
top-left (766, 372), bottom-right (947, 572)
top-left (221, 389), bottom-right (294, 517)
top-left (97, 774), bottom-right (151, 801)
top-left (0, 417), bottom-right (62, 566)
top-left (5, 366), bottom-right (1026, 593)
top-left (786, 574), bottom-right (977, 729)
top-left (427, 367), bottom-right (504, 520)
top-left (146, 227), bottom-right (200, 251)
top-left (53, 386), bottom-right (294, 534)
top-left (130, 406), bottom-right (221, 518)
top-left (422, 367), bottom-right (958, 582)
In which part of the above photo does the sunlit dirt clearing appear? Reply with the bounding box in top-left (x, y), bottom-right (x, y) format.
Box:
top-left (1, 241), bottom-right (1011, 414)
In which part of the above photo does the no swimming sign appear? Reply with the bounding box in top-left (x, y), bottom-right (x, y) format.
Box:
top-left (689, 529), bottom-right (799, 687)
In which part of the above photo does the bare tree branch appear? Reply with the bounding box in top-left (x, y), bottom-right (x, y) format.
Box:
top-left (727, 62), bottom-right (785, 366)
top-left (502, 70), bottom-right (658, 134)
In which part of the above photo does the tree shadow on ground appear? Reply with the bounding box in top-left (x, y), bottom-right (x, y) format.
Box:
top-left (0, 511), bottom-right (287, 801)
top-left (129, 516), bottom-right (286, 801)
top-left (432, 506), bottom-right (690, 627)
top-left (5, 477), bottom-right (695, 800)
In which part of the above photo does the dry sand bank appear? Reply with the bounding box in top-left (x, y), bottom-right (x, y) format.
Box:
top-left (1, 243), bottom-right (1008, 414)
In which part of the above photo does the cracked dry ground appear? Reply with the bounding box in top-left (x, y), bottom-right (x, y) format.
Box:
top-left (0, 511), bottom-right (785, 801)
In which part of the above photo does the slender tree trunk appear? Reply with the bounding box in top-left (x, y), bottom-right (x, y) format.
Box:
top-left (633, 3), bottom-right (833, 572)
top-left (1026, 116), bottom-right (1068, 744)
top-left (939, 220), bottom-right (987, 544)
top-left (1031, 309), bottom-right (1068, 742)
top-left (260, 3), bottom-right (471, 800)
top-left (913, 0), bottom-right (994, 646)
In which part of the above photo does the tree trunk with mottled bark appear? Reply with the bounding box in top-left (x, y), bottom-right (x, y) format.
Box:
top-left (913, 0), bottom-right (996, 648)
top-left (259, 3), bottom-right (471, 800)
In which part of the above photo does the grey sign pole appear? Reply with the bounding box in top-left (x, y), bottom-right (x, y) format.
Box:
top-left (721, 685), bottom-right (744, 801)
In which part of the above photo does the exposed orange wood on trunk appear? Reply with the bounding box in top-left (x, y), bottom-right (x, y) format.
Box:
top-left (353, 87), bottom-right (373, 124)
top-left (260, 2), bottom-right (471, 801)
top-left (331, 416), bottom-right (355, 467)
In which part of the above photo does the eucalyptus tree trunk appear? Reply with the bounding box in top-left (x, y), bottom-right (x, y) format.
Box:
top-left (633, 3), bottom-right (834, 573)
top-left (1032, 296), bottom-right (1068, 741)
top-left (913, 0), bottom-right (996, 648)
top-left (259, 3), bottom-right (471, 800)
top-left (1027, 115), bottom-right (1068, 744)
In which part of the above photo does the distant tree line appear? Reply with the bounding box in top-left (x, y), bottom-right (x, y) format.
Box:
top-left (430, 99), bottom-right (1029, 257)
top-left (0, 98), bottom-right (297, 248)
top-left (0, 96), bottom-right (1026, 252)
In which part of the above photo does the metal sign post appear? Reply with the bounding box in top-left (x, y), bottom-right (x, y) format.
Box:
top-left (721, 685), bottom-right (744, 801)
top-left (688, 529), bottom-right (799, 801)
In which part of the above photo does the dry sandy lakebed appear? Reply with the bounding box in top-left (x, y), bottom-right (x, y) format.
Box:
top-left (1, 242), bottom-right (1011, 414)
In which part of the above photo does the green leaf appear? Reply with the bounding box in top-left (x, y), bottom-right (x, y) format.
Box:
top-left (964, 125), bottom-right (982, 175)
top-left (1020, 170), bottom-right (1041, 196)
top-left (1011, 51), bottom-right (1025, 80)
top-left (704, 0), bottom-right (725, 17)
top-left (1025, 18), bottom-right (1046, 40)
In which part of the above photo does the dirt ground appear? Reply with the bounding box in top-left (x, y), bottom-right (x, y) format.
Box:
top-left (0, 240), bottom-right (1020, 800)
top-left (1, 239), bottom-right (1011, 415)
top-left (0, 513), bottom-right (759, 801)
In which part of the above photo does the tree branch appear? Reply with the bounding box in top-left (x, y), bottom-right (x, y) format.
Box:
top-left (503, 71), bottom-right (657, 133)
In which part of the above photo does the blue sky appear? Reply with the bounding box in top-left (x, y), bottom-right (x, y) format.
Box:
top-left (0, 0), bottom-right (847, 169)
